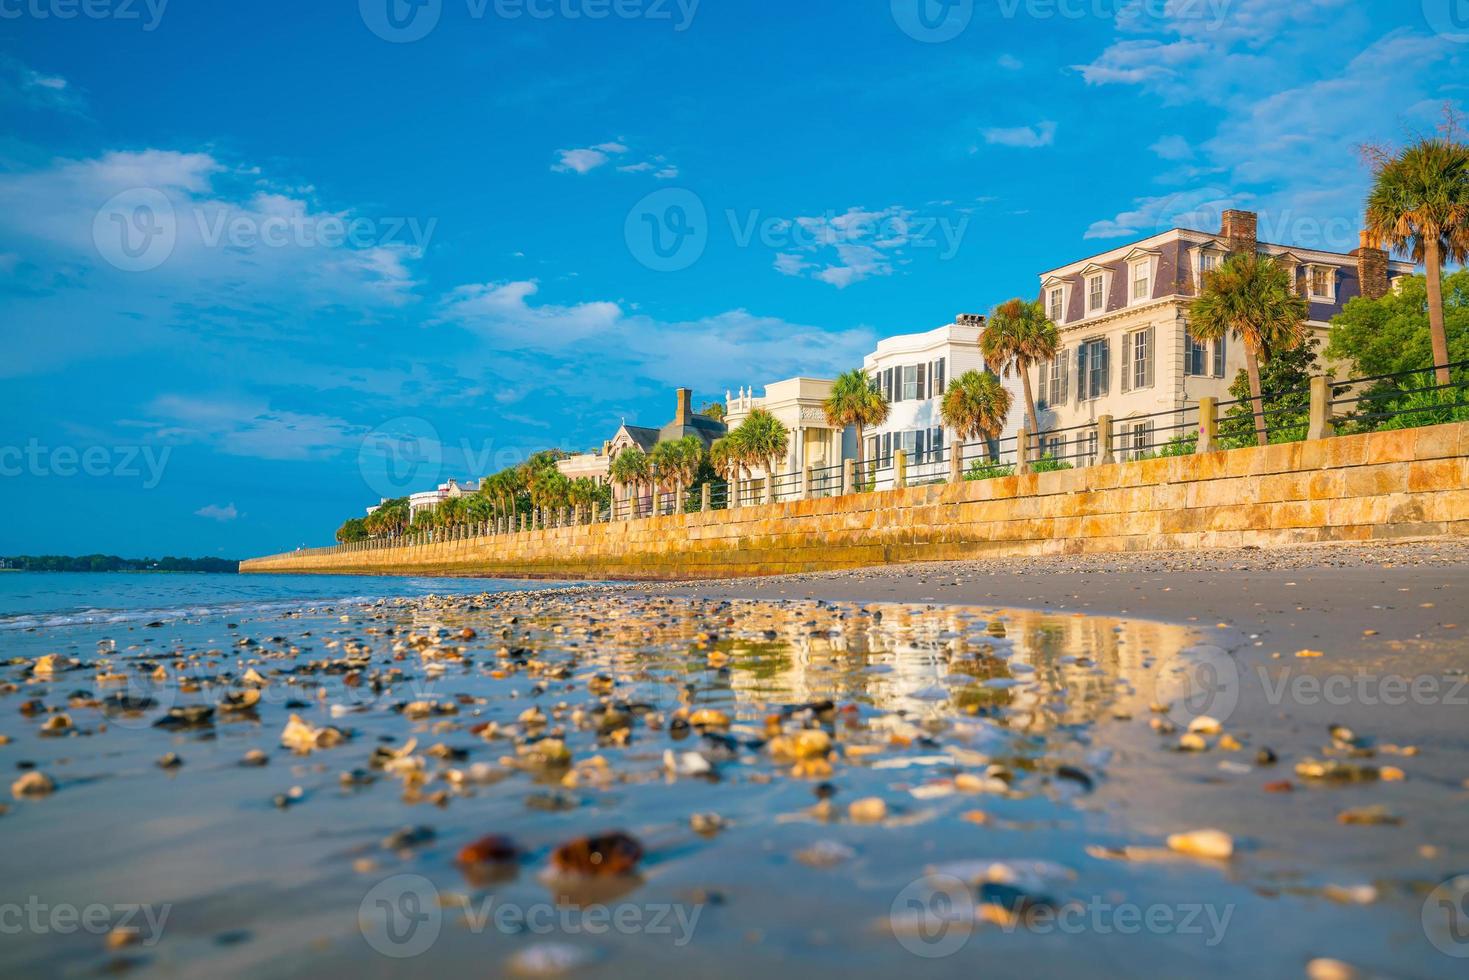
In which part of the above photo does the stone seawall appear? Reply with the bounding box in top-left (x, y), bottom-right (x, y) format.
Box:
top-left (242, 422), bottom-right (1469, 581)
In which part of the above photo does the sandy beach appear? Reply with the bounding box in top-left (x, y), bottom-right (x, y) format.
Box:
top-left (3, 544), bottom-right (1467, 978)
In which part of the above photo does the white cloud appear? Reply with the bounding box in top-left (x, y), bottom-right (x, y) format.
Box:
top-left (762, 205), bottom-right (943, 288)
top-left (981, 121), bottom-right (1057, 148)
top-left (0, 58), bottom-right (86, 114)
top-left (0, 148), bottom-right (424, 304)
top-left (556, 143), bottom-right (680, 179)
top-left (146, 394), bottom-right (365, 462)
top-left (195, 503), bottom-right (239, 522)
top-left (553, 146), bottom-right (620, 174)
top-left (1150, 135), bottom-right (1194, 161)
top-left (997, 54), bottom-right (1023, 71)
top-left (436, 278), bottom-right (877, 391)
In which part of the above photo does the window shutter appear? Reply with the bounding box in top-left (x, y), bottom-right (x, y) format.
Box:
top-left (1145, 326), bottom-right (1155, 388)
top-left (1060, 353), bottom-right (1070, 404)
top-left (917, 364), bottom-right (926, 401)
top-left (932, 427), bottom-right (944, 460)
top-left (1099, 340), bottom-right (1110, 397)
top-left (1077, 346), bottom-right (1088, 400)
top-left (1121, 333), bottom-right (1132, 393)
top-left (1214, 335), bottom-right (1226, 378)
top-left (882, 433), bottom-right (891, 461)
top-left (936, 358), bottom-right (945, 393)
top-left (1037, 360), bottom-right (1049, 409)
top-left (915, 429), bottom-right (927, 461)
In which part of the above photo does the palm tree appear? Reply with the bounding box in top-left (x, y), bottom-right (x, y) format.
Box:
top-left (709, 436), bottom-right (737, 505)
top-left (1189, 252), bottom-right (1309, 447)
top-left (940, 370), bottom-right (1015, 462)
top-left (657, 435), bottom-right (704, 512)
top-left (1365, 135), bottom-right (1469, 386)
top-left (823, 369), bottom-right (889, 473)
top-left (981, 298), bottom-right (1059, 442)
top-left (733, 409), bottom-right (789, 486)
top-left (567, 477), bottom-right (602, 522)
top-left (610, 447), bottom-right (650, 517)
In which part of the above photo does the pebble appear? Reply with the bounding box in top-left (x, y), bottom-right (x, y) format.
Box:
top-left (458, 834), bottom-right (519, 865)
top-left (1166, 829), bottom-right (1234, 860)
top-left (157, 753), bottom-right (183, 769)
top-left (507, 942), bottom-right (594, 977)
top-left (241, 749), bottom-right (269, 767)
top-left (383, 825), bottom-right (437, 850)
top-left (794, 840), bottom-right (855, 868)
top-left (690, 812), bottom-right (725, 835)
top-left (848, 797), bottom-right (887, 823)
top-left (11, 771), bottom-right (54, 798)
top-left (1337, 806), bottom-right (1401, 827)
top-left (550, 832), bottom-right (643, 877)
top-left (1305, 959), bottom-right (1360, 980)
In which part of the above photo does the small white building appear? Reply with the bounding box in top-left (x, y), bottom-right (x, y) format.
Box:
top-left (862, 316), bottom-right (1026, 481)
top-left (723, 377), bottom-right (855, 482)
top-left (407, 477), bottom-right (479, 522)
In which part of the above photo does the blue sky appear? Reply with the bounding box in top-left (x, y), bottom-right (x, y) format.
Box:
top-left (0, 0), bottom-right (1463, 556)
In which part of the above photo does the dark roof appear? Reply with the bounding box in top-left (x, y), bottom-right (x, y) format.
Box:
top-left (659, 414), bottom-right (726, 448)
top-left (622, 425), bottom-right (660, 452)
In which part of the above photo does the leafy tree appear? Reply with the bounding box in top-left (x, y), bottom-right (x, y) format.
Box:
top-left (1326, 269), bottom-right (1469, 378)
top-left (610, 447), bottom-right (650, 517)
top-left (980, 298), bottom-right (1059, 440)
top-left (1364, 133), bottom-right (1469, 386)
top-left (650, 436), bottom-right (703, 512)
top-left (1188, 253), bottom-right (1309, 446)
top-left (336, 517), bottom-right (369, 544)
top-left (939, 370), bottom-right (1014, 462)
top-left (823, 368), bottom-right (889, 473)
top-left (1219, 337), bottom-right (1322, 447)
top-left (731, 408), bottom-right (789, 480)
top-left (698, 401), bottom-right (727, 422)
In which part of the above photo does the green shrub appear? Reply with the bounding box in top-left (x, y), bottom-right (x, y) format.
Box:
top-left (1030, 454), bottom-right (1073, 473)
top-left (966, 459), bottom-right (1016, 481)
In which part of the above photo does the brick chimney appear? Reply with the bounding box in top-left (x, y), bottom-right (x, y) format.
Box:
top-left (1355, 230), bottom-right (1389, 301)
top-left (674, 387), bottom-right (693, 426)
top-left (1220, 210), bottom-right (1258, 255)
top-left (956, 313), bottom-right (986, 327)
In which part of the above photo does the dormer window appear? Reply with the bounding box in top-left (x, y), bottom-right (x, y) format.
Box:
top-left (1087, 274), bottom-right (1104, 313)
top-left (1309, 264), bottom-right (1336, 300)
top-left (1131, 261), bottom-right (1151, 302)
top-left (1048, 287), bottom-right (1064, 323)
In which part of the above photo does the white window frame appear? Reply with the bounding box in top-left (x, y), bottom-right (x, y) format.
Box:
top-left (1048, 287), bottom-right (1065, 323)
top-left (1087, 274), bottom-right (1105, 314)
top-left (1308, 264), bottom-right (1337, 301)
top-left (1130, 260), bottom-right (1152, 304)
top-left (901, 365), bottom-right (919, 401)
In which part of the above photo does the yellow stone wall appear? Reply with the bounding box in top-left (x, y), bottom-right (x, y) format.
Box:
top-left (241, 422), bottom-right (1469, 581)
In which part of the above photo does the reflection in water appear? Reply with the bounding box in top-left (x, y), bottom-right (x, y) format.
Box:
top-left (0, 591), bottom-right (1432, 980)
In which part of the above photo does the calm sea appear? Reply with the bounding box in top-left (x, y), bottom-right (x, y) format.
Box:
top-left (0, 571), bottom-right (549, 633)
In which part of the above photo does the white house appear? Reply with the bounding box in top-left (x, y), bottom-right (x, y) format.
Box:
top-left (723, 377), bottom-right (856, 484)
top-left (862, 316), bottom-right (1026, 481)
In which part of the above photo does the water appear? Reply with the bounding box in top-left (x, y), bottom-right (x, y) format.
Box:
top-left (1, 580), bottom-right (1463, 978)
top-left (0, 571), bottom-right (551, 633)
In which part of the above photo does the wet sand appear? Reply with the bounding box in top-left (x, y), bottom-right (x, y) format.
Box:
top-left (3, 543), bottom-right (1467, 979)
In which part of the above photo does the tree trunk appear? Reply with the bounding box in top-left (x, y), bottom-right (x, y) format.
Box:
top-left (1020, 365), bottom-right (1039, 463)
top-left (1245, 347), bottom-right (1269, 447)
top-left (1425, 238), bottom-right (1451, 387)
top-left (1028, 364), bottom-right (1040, 443)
